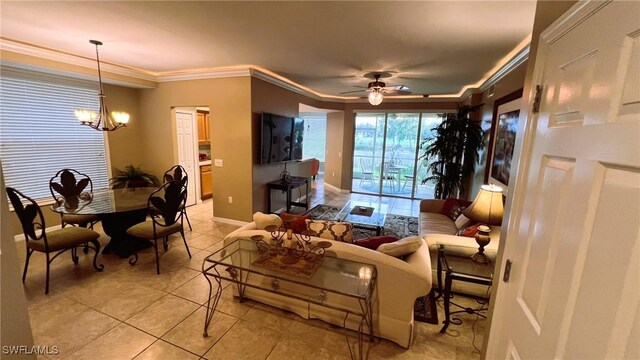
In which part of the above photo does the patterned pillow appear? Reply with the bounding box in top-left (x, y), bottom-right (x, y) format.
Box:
top-left (454, 213), bottom-right (473, 230)
top-left (305, 219), bottom-right (354, 243)
top-left (439, 198), bottom-right (472, 220)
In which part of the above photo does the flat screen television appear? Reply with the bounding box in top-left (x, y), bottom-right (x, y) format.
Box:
top-left (260, 113), bottom-right (304, 164)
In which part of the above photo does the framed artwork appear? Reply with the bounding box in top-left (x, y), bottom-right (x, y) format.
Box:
top-left (486, 91), bottom-right (522, 193)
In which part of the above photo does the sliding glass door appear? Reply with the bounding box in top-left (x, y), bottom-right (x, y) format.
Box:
top-left (352, 112), bottom-right (440, 199)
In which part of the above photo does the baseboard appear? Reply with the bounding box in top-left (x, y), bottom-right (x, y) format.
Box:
top-left (323, 182), bottom-right (350, 194)
top-left (212, 217), bottom-right (248, 227)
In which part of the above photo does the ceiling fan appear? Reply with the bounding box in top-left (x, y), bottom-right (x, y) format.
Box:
top-left (339, 71), bottom-right (412, 105)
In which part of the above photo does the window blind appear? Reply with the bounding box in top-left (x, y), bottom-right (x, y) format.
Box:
top-left (0, 68), bottom-right (109, 201)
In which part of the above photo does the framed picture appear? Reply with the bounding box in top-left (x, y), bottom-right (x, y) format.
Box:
top-left (486, 91), bottom-right (522, 193)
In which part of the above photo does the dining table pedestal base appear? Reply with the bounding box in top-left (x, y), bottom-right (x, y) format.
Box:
top-left (101, 209), bottom-right (151, 258)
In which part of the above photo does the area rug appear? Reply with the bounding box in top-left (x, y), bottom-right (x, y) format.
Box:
top-left (305, 204), bottom-right (419, 240)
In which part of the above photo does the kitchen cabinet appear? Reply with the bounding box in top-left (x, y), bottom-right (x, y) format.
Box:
top-left (197, 112), bottom-right (210, 143)
top-left (200, 164), bottom-right (212, 199)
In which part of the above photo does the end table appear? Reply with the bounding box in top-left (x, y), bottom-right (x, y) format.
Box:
top-left (435, 244), bottom-right (494, 333)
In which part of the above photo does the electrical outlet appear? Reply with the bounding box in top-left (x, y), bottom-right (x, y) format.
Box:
top-left (332, 172), bottom-right (335, 177)
top-left (338, 152), bottom-right (342, 157)
top-left (214, 159), bottom-right (223, 167)
top-left (228, 196), bottom-right (233, 203)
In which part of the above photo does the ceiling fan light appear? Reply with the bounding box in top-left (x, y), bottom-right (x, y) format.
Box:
top-left (368, 90), bottom-right (383, 106)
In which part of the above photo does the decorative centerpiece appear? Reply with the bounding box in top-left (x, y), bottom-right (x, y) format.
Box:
top-left (250, 222), bottom-right (332, 278)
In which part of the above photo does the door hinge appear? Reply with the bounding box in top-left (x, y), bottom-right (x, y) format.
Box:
top-left (532, 84), bottom-right (543, 114)
top-left (503, 259), bottom-right (513, 283)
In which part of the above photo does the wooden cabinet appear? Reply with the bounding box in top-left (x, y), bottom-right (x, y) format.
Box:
top-left (197, 112), bottom-right (210, 144)
top-left (200, 164), bottom-right (212, 199)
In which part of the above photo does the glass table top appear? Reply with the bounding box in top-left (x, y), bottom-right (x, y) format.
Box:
top-left (335, 199), bottom-right (388, 228)
top-left (438, 244), bottom-right (495, 280)
top-left (50, 187), bottom-right (157, 215)
top-left (204, 238), bottom-right (376, 299)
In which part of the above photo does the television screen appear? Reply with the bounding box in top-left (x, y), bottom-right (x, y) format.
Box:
top-left (260, 113), bottom-right (293, 164)
top-left (291, 118), bottom-right (304, 161)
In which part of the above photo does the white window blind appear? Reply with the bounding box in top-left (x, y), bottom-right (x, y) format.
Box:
top-left (0, 68), bottom-right (109, 201)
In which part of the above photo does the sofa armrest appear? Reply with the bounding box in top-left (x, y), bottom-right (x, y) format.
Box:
top-left (224, 222), bottom-right (258, 242)
top-left (420, 199), bottom-right (445, 214)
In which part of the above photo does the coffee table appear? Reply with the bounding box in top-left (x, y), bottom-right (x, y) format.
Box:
top-left (335, 200), bottom-right (389, 236)
top-left (202, 238), bottom-right (377, 359)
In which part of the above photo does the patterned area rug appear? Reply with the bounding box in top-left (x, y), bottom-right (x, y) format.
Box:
top-left (305, 204), bottom-right (419, 240)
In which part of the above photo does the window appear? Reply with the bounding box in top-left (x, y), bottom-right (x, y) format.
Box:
top-left (0, 68), bottom-right (109, 201)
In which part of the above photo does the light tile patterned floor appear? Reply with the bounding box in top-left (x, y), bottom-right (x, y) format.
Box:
top-left (18, 179), bottom-right (486, 359)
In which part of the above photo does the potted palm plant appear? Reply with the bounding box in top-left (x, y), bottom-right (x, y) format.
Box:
top-left (110, 165), bottom-right (160, 189)
top-left (419, 104), bottom-right (484, 199)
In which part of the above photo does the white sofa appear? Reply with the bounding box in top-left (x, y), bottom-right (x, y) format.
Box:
top-left (419, 199), bottom-right (500, 296)
top-left (224, 222), bottom-right (432, 348)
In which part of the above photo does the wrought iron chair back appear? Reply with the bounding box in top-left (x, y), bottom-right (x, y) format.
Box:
top-left (49, 168), bottom-right (94, 208)
top-left (6, 187), bottom-right (47, 246)
top-left (163, 165), bottom-right (188, 187)
top-left (148, 180), bottom-right (187, 228)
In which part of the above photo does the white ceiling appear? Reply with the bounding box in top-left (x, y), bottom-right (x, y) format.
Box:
top-left (0, 1), bottom-right (536, 97)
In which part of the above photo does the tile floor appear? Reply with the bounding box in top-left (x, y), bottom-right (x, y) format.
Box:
top-left (17, 178), bottom-right (486, 359)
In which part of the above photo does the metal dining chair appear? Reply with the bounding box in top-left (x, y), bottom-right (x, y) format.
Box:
top-left (7, 187), bottom-right (104, 294)
top-left (49, 169), bottom-right (100, 230)
top-left (126, 180), bottom-right (192, 274)
top-left (163, 165), bottom-right (192, 231)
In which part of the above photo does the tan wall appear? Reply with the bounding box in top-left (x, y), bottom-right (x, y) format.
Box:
top-left (104, 84), bottom-right (144, 174)
top-left (468, 61), bottom-right (528, 200)
top-left (250, 78), bottom-right (343, 213)
top-left (325, 111), bottom-right (346, 189)
top-left (137, 77), bottom-right (253, 221)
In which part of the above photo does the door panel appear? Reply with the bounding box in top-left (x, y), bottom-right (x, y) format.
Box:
top-left (489, 2), bottom-right (640, 359)
top-left (176, 110), bottom-right (197, 206)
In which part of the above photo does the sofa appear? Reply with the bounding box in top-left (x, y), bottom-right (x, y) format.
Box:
top-left (419, 199), bottom-right (500, 296)
top-left (223, 221), bottom-right (432, 348)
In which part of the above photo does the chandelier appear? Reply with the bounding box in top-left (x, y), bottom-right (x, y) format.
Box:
top-left (74, 40), bottom-right (129, 131)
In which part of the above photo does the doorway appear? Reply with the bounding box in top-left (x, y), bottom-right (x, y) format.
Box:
top-left (174, 107), bottom-right (209, 206)
top-left (351, 112), bottom-right (441, 199)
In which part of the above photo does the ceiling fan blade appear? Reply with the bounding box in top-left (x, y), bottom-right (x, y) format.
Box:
top-left (384, 89), bottom-right (413, 95)
top-left (339, 89), bottom-right (369, 95)
top-left (385, 85), bottom-right (410, 91)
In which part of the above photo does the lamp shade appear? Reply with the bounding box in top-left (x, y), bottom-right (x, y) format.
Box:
top-left (463, 184), bottom-right (504, 226)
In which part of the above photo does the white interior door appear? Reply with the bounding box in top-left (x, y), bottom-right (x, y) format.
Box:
top-left (487, 1), bottom-right (640, 359)
top-left (175, 110), bottom-right (198, 206)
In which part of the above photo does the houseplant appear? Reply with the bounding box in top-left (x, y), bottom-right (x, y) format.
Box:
top-left (110, 165), bottom-right (160, 189)
top-left (419, 104), bottom-right (484, 199)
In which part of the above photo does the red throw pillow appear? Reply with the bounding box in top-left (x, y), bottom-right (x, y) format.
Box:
top-left (439, 198), bottom-right (472, 220)
top-left (459, 223), bottom-right (481, 238)
top-left (279, 212), bottom-right (310, 233)
top-left (354, 236), bottom-right (399, 250)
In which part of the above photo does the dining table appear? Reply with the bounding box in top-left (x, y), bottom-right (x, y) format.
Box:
top-left (51, 187), bottom-right (157, 258)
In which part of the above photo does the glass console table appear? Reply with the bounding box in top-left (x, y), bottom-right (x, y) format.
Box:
top-left (202, 238), bottom-right (377, 359)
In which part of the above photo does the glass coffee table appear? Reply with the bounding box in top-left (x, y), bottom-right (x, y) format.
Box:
top-left (202, 238), bottom-right (377, 359)
top-left (335, 200), bottom-right (389, 236)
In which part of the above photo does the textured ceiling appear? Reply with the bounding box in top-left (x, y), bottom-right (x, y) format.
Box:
top-left (0, 1), bottom-right (536, 96)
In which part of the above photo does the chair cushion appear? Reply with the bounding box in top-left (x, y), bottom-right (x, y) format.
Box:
top-left (62, 214), bottom-right (99, 225)
top-left (28, 227), bottom-right (100, 252)
top-left (419, 212), bottom-right (458, 236)
top-left (126, 220), bottom-right (183, 239)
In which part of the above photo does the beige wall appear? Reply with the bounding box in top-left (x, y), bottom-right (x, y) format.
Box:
top-left (468, 61), bottom-right (528, 200)
top-left (137, 77), bottom-right (253, 221)
top-left (325, 111), bottom-right (346, 189)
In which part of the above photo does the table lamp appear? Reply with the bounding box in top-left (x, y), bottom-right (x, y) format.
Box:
top-left (463, 184), bottom-right (504, 264)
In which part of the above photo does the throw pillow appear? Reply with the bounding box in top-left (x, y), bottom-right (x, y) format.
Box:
top-left (376, 236), bottom-right (422, 257)
top-left (457, 223), bottom-right (480, 238)
top-left (305, 219), bottom-right (354, 243)
top-left (253, 212), bottom-right (282, 230)
top-left (439, 198), bottom-right (473, 220)
top-left (279, 212), bottom-right (310, 233)
top-left (454, 213), bottom-right (473, 230)
top-left (353, 235), bottom-right (399, 250)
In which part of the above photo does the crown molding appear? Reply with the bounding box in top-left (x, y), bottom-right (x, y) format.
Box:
top-left (156, 67), bottom-right (251, 82)
top-left (250, 68), bottom-right (323, 101)
top-left (478, 45), bottom-right (529, 93)
top-left (0, 38), bottom-right (157, 83)
top-left (542, 0), bottom-right (611, 44)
